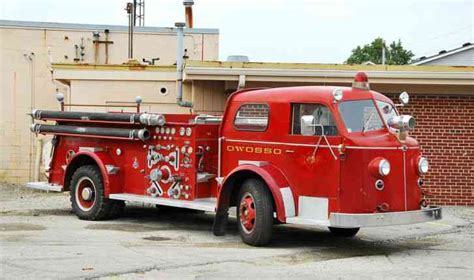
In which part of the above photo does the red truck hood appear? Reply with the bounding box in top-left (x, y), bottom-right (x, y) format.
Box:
top-left (338, 131), bottom-right (422, 213)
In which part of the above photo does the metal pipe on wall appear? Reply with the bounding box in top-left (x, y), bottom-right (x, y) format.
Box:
top-left (126, 2), bottom-right (134, 59)
top-left (175, 22), bottom-right (192, 108)
top-left (33, 138), bottom-right (43, 182)
top-left (105, 29), bottom-right (110, 64)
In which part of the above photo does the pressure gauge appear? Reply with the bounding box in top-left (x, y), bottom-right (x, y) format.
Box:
top-left (185, 127), bottom-right (192, 136)
top-left (160, 127), bottom-right (165, 134)
top-left (179, 127), bottom-right (186, 136)
top-left (187, 146), bottom-right (193, 154)
top-left (171, 127), bottom-right (176, 135)
top-left (165, 127), bottom-right (171, 134)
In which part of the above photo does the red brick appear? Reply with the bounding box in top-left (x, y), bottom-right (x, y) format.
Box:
top-left (387, 94), bottom-right (474, 206)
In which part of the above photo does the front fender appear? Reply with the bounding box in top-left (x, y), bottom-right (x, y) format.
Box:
top-left (64, 151), bottom-right (121, 196)
top-left (219, 163), bottom-right (295, 223)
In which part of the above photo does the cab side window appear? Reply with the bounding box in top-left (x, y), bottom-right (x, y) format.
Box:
top-left (234, 103), bottom-right (269, 131)
top-left (291, 104), bottom-right (338, 136)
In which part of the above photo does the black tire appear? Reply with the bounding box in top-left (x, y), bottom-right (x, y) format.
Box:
top-left (328, 227), bottom-right (360, 237)
top-left (108, 200), bottom-right (126, 219)
top-left (236, 178), bottom-right (274, 246)
top-left (70, 165), bottom-right (116, 220)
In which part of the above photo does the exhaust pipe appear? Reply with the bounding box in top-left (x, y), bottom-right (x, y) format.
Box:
top-left (31, 124), bottom-right (150, 141)
top-left (184, 0), bottom-right (194, 28)
top-left (175, 22), bottom-right (192, 108)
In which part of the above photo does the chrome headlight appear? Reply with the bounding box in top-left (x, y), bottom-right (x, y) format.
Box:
top-left (379, 159), bottom-right (391, 176)
top-left (418, 157), bottom-right (429, 174)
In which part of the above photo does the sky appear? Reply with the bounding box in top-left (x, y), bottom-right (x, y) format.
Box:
top-left (0, 0), bottom-right (472, 63)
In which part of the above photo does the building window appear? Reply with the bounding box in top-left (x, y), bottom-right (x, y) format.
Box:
top-left (291, 103), bottom-right (338, 136)
top-left (234, 103), bottom-right (269, 131)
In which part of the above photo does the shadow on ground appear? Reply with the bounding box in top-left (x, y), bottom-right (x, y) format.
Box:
top-left (1, 199), bottom-right (444, 263)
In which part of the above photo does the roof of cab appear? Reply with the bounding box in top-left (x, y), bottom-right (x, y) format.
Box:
top-left (231, 86), bottom-right (393, 104)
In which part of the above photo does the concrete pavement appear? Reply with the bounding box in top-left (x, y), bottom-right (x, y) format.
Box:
top-left (0, 184), bottom-right (472, 279)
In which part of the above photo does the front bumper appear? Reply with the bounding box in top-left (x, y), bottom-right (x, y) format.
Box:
top-left (329, 207), bottom-right (442, 228)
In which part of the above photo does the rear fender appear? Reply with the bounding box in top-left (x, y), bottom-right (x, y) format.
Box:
top-left (64, 151), bottom-right (122, 196)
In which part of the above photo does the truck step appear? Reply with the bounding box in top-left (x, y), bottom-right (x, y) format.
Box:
top-left (285, 217), bottom-right (330, 227)
top-left (109, 193), bottom-right (217, 212)
top-left (26, 182), bottom-right (63, 192)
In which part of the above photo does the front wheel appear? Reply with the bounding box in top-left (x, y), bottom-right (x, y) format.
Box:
top-left (70, 165), bottom-right (119, 220)
top-left (236, 179), bottom-right (274, 246)
top-left (328, 227), bottom-right (360, 237)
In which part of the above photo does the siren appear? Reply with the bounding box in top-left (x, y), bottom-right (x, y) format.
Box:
top-left (352, 71), bottom-right (370, 90)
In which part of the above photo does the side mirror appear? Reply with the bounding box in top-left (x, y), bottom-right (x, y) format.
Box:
top-left (301, 115), bottom-right (315, 136)
top-left (399, 91), bottom-right (409, 106)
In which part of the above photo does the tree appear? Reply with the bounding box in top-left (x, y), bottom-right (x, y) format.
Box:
top-left (345, 37), bottom-right (414, 65)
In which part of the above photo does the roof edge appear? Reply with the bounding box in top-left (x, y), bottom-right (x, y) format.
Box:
top-left (0, 19), bottom-right (219, 34)
top-left (186, 60), bottom-right (474, 72)
top-left (412, 44), bottom-right (473, 65)
top-left (51, 63), bottom-right (176, 72)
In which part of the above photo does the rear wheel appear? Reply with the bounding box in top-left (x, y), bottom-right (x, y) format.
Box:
top-left (328, 227), bottom-right (360, 237)
top-left (70, 165), bottom-right (119, 220)
top-left (236, 178), bottom-right (273, 246)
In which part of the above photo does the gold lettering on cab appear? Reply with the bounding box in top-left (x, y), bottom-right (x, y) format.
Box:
top-left (226, 145), bottom-right (282, 155)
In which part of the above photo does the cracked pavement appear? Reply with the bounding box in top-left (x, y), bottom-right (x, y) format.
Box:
top-left (0, 184), bottom-right (473, 279)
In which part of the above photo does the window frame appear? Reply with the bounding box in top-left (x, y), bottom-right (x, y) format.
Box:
top-left (338, 99), bottom-right (386, 134)
top-left (290, 102), bottom-right (339, 136)
top-left (376, 100), bottom-right (399, 128)
top-left (233, 103), bottom-right (270, 132)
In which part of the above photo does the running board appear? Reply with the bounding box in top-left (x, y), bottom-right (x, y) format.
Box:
top-left (109, 193), bottom-right (217, 212)
top-left (26, 182), bottom-right (63, 192)
top-left (286, 217), bottom-right (330, 227)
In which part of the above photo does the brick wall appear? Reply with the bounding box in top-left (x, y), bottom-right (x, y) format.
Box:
top-left (387, 94), bottom-right (474, 206)
top-left (237, 103), bottom-right (269, 118)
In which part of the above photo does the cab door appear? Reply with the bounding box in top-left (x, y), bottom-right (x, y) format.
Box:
top-left (283, 103), bottom-right (342, 201)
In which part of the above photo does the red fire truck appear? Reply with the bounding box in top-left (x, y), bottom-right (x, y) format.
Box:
top-left (28, 72), bottom-right (441, 246)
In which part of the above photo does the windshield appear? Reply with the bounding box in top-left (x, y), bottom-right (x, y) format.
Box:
top-left (376, 100), bottom-right (398, 125)
top-left (339, 100), bottom-right (384, 133)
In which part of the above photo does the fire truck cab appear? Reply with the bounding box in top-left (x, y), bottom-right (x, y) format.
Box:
top-left (28, 72), bottom-right (441, 246)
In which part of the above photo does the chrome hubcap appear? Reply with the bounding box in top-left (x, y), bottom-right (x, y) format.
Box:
top-left (81, 187), bottom-right (93, 201)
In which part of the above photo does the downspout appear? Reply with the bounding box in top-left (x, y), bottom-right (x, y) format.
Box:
top-left (175, 22), bottom-right (193, 108)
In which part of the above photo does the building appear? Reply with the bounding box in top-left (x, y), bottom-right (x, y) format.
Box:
top-left (412, 43), bottom-right (474, 66)
top-left (0, 20), bottom-right (219, 183)
top-left (1, 20), bottom-right (473, 206)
